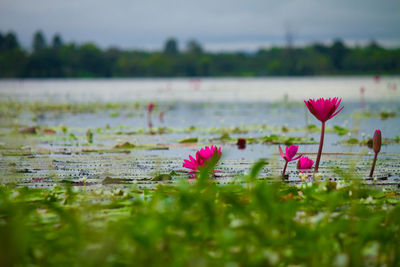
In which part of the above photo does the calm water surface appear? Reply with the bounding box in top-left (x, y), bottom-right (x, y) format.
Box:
top-left (1, 76), bottom-right (399, 102)
top-left (0, 77), bottom-right (399, 186)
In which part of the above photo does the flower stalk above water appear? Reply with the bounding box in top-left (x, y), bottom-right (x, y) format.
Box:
top-left (183, 146), bottom-right (222, 177)
top-left (279, 145), bottom-right (302, 178)
top-left (304, 97), bottom-right (343, 172)
top-left (147, 102), bottom-right (155, 132)
top-left (369, 129), bottom-right (382, 177)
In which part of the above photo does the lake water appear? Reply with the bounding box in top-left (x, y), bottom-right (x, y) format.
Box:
top-left (0, 77), bottom-right (399, 187)
top-left (1, 76), bottom-right (399, 102)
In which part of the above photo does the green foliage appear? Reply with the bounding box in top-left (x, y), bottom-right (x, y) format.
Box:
top-left (1, 32), bottom-right (400, 77)
top-left (333, 125), bottom-right (350, 136)
top-left (178, 137), bottom-right (198, 143)
top-left (1, 169), bottom-right (400, 266)
top-left (380, 111), bottom-right (396, 120)
top-left (86, 129), bottom-right (93, 144)
top-left (261, 134), bottom-right (316, 145)
top-left (32, 30), bottom-right (47, 52)
top-left (163, 38), bottom-right (179, 56)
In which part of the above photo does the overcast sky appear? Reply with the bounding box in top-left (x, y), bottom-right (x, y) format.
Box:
top-left (1, 0), bottom-right (399, 51)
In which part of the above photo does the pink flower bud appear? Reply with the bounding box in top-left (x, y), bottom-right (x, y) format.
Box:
top-left (373, 129), bottom-right (381, 154)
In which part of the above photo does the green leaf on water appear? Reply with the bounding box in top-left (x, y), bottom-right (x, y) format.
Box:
top-left (151, 174), bottom-right (172, 181)
top-left (333, 125), bottom-right (349, 136)
top-left (114, 142), bottom-right (135, 149)
top-left (179, 137), bottom-right (198, 143)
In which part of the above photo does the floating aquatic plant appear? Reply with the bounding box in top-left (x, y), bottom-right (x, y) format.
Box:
top-left (147, 102), bottom-right (155, 132)
top-left (369, 129), bottom-right (382, 177)
top-left (304, 97), bottom-right (343, 172)
top-left (183, 146), bottom-right (222, 177)
top-left (279, 144), bottom-right (302, 177)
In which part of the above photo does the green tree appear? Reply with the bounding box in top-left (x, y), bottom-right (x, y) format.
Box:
top-left (0, 32), bottom-right (19, 52)
top-left (32, 31), bottom-right (47, 52)
top-left (163, 38), bottom-right (179, 56)
top-left (52, 34), bottom-right (63, 50)
top-left (186, 39), bottom-right (203, 55)
top-left (330, 39), bottom-right (347, 70)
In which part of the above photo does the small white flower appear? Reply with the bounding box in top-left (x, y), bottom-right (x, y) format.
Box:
top-left (10, 191), bottom-right (20, 200)
top-left (365, 196), bottom-right (374, 204)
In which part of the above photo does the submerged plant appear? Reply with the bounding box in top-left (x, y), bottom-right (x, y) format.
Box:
top-left (183, 145), bottom-right (222, 177)
top-left (369, 129), bottom-right (382, 177)
top-left (297, 156), bottom-right (314, 170)
top-left (304, 97), bottom-right (343, 172)
top-left (279, 145), bottom-right (302, 177)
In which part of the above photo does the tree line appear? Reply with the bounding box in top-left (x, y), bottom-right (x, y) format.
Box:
top-left (1, 30), bottom-right (399, 78)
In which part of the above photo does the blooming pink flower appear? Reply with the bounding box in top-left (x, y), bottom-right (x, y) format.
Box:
top-left (279, 145), bottom-right (302, 177)
top-left (304, 97), bottom-right (344, 122)
top-left (304, 97), bottom-right (344, 172)
top-left (279, 145), bottom-right (302, 162)
top-left (147, 102), bottom-right (155, 114)
top-left (297, 156), bottom-right (314, 170)
top-left (183, 146), bottom-right (222, 175)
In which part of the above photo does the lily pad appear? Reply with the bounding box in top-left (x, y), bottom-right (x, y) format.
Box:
top-left (179, 137), bottom-right (198, 143)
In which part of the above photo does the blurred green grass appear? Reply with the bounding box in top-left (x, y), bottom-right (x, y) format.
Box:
top-left (1, 161), bottom-right (400, 266)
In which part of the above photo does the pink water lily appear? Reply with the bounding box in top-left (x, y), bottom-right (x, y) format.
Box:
top-left (279, 145), bottom-right (301, 177)
top-left (304, 97), bottom-right (343, 123)
top-left (147, 102), bottom-right (155, 114)
top-left (297, 156), bottom-right (314, 170)
top-left (183, 146), bottom-right (222, 176)
top-left (304, 97), bottom-right (344, 172)
top-left (279, 145), bottom-right (302, 162)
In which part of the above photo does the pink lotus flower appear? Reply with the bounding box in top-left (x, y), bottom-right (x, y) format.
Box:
top-left (183, 146), bottom-right (222, 176)
top-left (279, 145), bottom-right (302, 177)
top-left (147, 102), bottom-right (155, 114)
top-left (297, 156), bottom-right (314, 170)
top-left (279, 145), bottom-right (302, 162)
top-left (304, 97), bottom-right (344, 172)
top-left (304, 97), bottom-right (343, 123)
